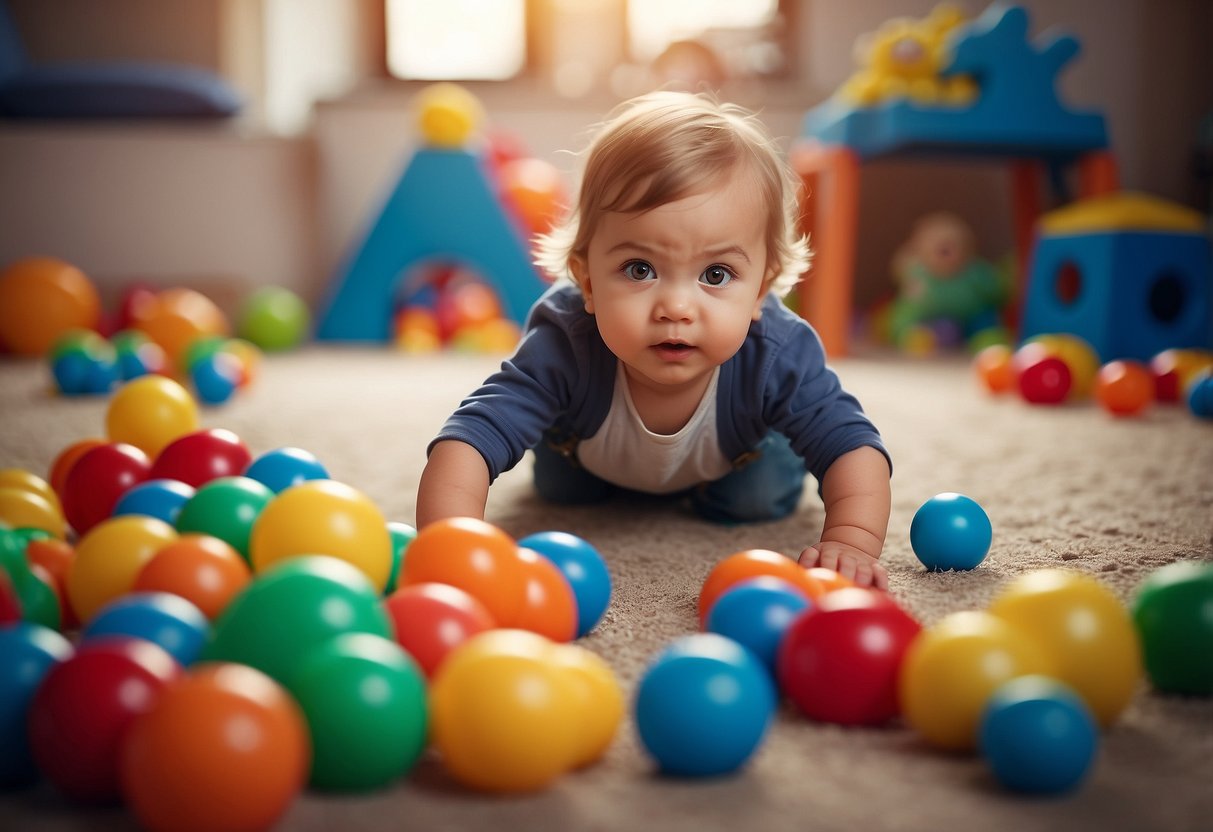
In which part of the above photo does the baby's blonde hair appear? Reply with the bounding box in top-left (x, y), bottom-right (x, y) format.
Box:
top-left (535, 91), bottom-right (811, 298)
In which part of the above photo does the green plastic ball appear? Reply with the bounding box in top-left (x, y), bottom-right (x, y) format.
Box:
top-left (175, 476), bottom-right (274, 562)
top-left (385, 521), bottom-right (417, 595)
top-left (238, 287), bottom-right (310, 352)
top-left (202, 556), bottom-right (393, 685)
top-left (286, 633), bottom-right (428, 791)
top-left (1132, 560), bottom-right (1213, 695)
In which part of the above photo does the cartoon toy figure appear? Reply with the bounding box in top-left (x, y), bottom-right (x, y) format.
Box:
top-left (888, 212), bottom-right (1008, 350)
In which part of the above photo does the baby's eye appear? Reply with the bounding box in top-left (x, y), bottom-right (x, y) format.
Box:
top-left (700, 265), bottom-right (734, 286)
top-left (623, 261), bottom-right (655, 281)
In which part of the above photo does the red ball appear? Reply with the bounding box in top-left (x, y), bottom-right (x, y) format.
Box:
top-left (1017, 355), bottom-right (1072, 405)
top-left (778, 588), bottom-right (921, 726)
top-left (61, 442), bottom-right (151, 535)
top-left (27, 638), bottom-right (181, 801)
top-left (149, 428), bottom-right (252, 488)
top-left (384, 582), bottom-right (497, 678)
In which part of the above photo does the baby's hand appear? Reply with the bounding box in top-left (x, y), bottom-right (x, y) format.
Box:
top-left (799, 542), bottom-right (889, 591)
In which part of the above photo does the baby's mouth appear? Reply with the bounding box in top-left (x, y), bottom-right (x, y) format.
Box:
top-left (652, 341), bottom-right (695, 359)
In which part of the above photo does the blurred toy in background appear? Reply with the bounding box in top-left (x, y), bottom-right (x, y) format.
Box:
top-left (837, 4), bottom-right (976, 108)
top-left (0, 257), bottom-right (101, 356)
top-left (392, 263), bottom-right (520, 355)
top-left (887, 212), bottom-right (1010, 354)
top-left (237, 287), bottom-right (311, 352)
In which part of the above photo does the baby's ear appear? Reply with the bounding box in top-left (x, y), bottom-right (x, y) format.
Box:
top-left (570, 255), bottom-right (594, 313)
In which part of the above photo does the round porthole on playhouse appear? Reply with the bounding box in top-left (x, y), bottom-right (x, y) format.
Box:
top-left (1022, 191), bottom-right (1213, 362)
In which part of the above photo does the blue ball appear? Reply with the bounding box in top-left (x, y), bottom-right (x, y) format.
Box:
top-left (82, 592), bottom-right (210, 666)
top-left (112, 478), bottom-right (197, 526)
top-left (0, 623), bottom-right (73, 786)
top-left (191, 353), bottom-right (240, 405)
top-left (634, 633), bottom-right (776, 777)
top-left (910, 492), bottom-right (992, 571)
top-left (1187, 375), bottom-right (1213, 420)
top-left (979, 675), bottom-right (1099, 794)
top-left (244, 447), bottom-right (331, 494)
top-left (51, 351), bottom-right (93, 395)
top-left (705, 577), bottom-right (811, 674)
top-left (518, 531), bottom-right (611, 637)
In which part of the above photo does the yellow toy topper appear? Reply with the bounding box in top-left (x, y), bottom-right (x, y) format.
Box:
top-left (839, 4), bottom-right (977, 107)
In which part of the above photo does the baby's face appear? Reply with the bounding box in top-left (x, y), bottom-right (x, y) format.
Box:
top-left (572, 167), bottom-right (769, 398)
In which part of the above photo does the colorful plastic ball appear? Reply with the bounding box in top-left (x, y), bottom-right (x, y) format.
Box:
top-left (106, 375), bottom-right (200, 458)
top-left (50, 330), bottom-right (117, 395)
top-left (1185, 373), bottom-right (1213, 420)
top-left (452, 318), bottom-right (522, 354)
top-left (400, 516), bottom-right (527, 625)
top-left (1016, 352), bottom-right (1072, 405)
top-left (385, 521), bottom-right (416, 594)
top-left (134, 534), bottom-right (251, 621)
top-left (61, 441), bottom-right (152, 536)
top-left (9, 564), bottom-right (61, 631)
top-left (0, 570), bottom-right (21, 623)
top-left (1132, 560), bottom-right (1213, 694)
top-left (1027, 333), bottom-right (1100, 398)
top-left (778, 588), bottom-right (920, 725)
top-left (979, 675), bottom-right (1099, 795)
top-left (237, 286), bottom-right (311, 351)
top-left (498, 157), bottom-right (567, 236)
top-left (249, 479), bottom-right (391, 591)
top-left (24, 538), bottom-right (76, 627)
top-left (112, 478), bottom-right (196, 526)
top-left (1094, 360), bottom-right (1153, 417)
top-left (0, 623), bottom-right (73, 787)
top-left (635, 633), bottom-right (776, 777)
top-left (174, 475), bottom-right (273, 561)
top-left (988, 569), bottom-right (1141, 727)
top-left (698, 549), bottom-right (823, 627)
top-left (973, 343), bottom-right (1015, 394)
top-left (706, 576), bottom-right (810, 674)
top-left (384, 582), bottom-right (496, 679)
top-left (899, 611), bottom-right (1053, 751)
top-left (191, 351), bottom-right (242, 405)
top-left (805, 566), bottom-right (855, 593)
top-left (48, 437), bottom-right (106, 500)
top-left (519, 530), bottom-right (612, 637)
top-left (910, 492), bottom-right (992, 571)
top-left (202, 556), bottom-right (393, 685)
top-left (550, 643), bottom-right (624, 768)
top-left (28, 637), bottom-right (181, 801)
top-left (244, 447), bottom-right (329, 494)
top-left (180, 334), bottom-right (229, 373)
top-left (436, 280), bottom-right (503, 342)
top-left (286, 633), bottom-right (428, 792)
top-left (67, 515), bottom-right (179, 624)
top-left (0, 486), bottom-right (66, 539)
top-left (149, 428), bottom-right (253, 489)
top-left (512, 547), bottom-right (578, 642)
top-left (394, 307), bottom-right (442, 352)
top-left (82, 592), bottom-right (210, 666)
top-left (429, 629), bottom-right (581, 792)
top-left (1150, 348), bottom-right (1213, 402)
top-left (111, 329), bottom-right (166, 380)
top-left (0, 256), bottom-right (101, 356)
top-left (221, 338), bottom-right (261, 387)
top-left (415, 82), bottom-right (484, 148)
top-left (134, 287), bottom-right (230, 367)
top-left (119, 662), bottom-right (309, 832)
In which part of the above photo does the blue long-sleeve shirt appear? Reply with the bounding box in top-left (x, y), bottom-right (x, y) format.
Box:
top-left (431, 283), bottom-right (890, 487)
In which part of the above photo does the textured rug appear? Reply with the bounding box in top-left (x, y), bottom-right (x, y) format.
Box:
top-left (1, 346), bottom-right (1210, 832)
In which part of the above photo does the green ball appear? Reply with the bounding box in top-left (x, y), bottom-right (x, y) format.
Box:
top-left (12, 569), bottom-right (60, 631)
top-left (1132, 561), bottom-right (1213, 695)
top-left (203, 556), bottom-right (393, 685)
top-left (180, 335), bottom-right (229, 373)
top-left (385, 521), bottom-right (417, 595)
top-left (287, 633), bottom-right (428, 791)
top-left (175, 476), bottom-right (274, 562)
top-left (49, 328), bottom-right (110, 362)
top-left (238, 287), bottom-right (310, 352)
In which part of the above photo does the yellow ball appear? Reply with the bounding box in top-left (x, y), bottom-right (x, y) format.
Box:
top-left (415, 83), bottom-right (484, 148)
top-left (249, 480), bottom-right (392, 592)
top-left (550, 644), bottom-right (624, 768)
top-left (0, 469), bottom-right (62, 516)
top-left (1027, 334), bottom-right (1100, 399)
top-left (899, 610), bottom-right (1053, 751)
top-left (429, 630), bottom-right (581, 792)
top-left (988, 569), bottom-right (1142, 726)
top-left (0, 486), bottom-right (66, 539)
top-left (106, 375), bottom-right (200, 458)
top-left (67, 515), bottom-right (178, 623)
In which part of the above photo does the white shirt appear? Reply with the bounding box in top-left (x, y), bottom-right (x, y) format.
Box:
top-left (576, 363), bottom-right (733, 494)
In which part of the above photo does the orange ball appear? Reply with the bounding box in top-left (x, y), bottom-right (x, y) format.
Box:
top-left (135, 288), bottom-right (230, 366)
top-left (973, 344), bottom-right (1015, 394)
top-left (401, 517), bottom-right (527, 625)
top-left (511, 547), bottom-right (577, 641)
top-left (119, 663), bottom-right (310, 832)
top-left (134, 534), bottom-right (252, 620)
top-left (698, 549), bottom-right (823, 626)
top-left (0, 257), bottom-right (101, 355)
top-left (48, 437), bottom-right (106, 500)
top-left (1095, 360), bottom-right (1154, 417)
top-left (499, 158), bottom-right (567, 236)
top-left (804, 566), bottom-right (855, 594)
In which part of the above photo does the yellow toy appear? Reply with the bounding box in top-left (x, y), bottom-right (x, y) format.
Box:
top-left (839, 4), bottom-right (977, 107)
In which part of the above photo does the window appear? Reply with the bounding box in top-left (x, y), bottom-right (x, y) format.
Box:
top-left (386, 0), bottom-right (526, 81)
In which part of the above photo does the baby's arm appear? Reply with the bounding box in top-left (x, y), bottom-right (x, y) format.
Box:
top-left (416, 440), bottom-right (491, 528)
top-left (798, 445), bottom-right (891, 590)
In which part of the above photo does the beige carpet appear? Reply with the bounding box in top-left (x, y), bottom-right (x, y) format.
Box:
top-left (1, 346), bottom-right (1211, 832)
